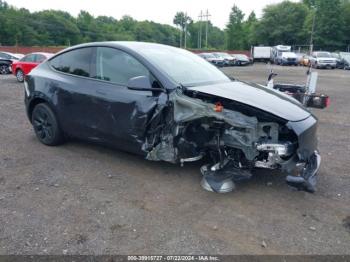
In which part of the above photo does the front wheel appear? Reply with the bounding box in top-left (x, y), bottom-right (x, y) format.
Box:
top-left (0, 64), bottom-right (10, 75)
top-left (32, 103), bottom-right (64, 146)
top-left (16, 69), bottom-right (24, 82)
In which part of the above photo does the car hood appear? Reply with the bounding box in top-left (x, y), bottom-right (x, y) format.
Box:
top-left (317, 57), bottom-right (337, 62)
top-left (187, 81), bottom-right (311, 122)
top-left (282, 52), bottom-right (297, 59)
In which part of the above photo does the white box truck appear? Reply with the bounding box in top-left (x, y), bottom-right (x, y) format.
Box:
top-left (271, 45), bottom-right (298, 66)
top-left (251, 46), bottom-right (272, 63)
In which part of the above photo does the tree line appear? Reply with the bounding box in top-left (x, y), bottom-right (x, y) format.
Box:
top-left (0, 0), bottom-right (349, 51)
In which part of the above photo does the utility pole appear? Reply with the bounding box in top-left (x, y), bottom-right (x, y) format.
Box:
top-left (198, 10), bottom-right (203, 49)
top-left (180, 15), bottom-right (183, 48)
top-left (184, 12), bottom-right (188, 49)
top-left (310, 6), bottom-right (316, 54)
top-left (203, 9), bottom-right (211, 49)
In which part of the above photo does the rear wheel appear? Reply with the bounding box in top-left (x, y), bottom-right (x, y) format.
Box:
top-left (16, 69), bottom-right (24, 82)
top-left (32, 103), bottom-right (64, 146)
top-left (0, 64), bottom-right (9, 75)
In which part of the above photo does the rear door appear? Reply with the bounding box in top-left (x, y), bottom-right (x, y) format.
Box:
top-left (21, 54), bottom-right (37, 75)
top-left (48, 47), bottom-right (97, 139)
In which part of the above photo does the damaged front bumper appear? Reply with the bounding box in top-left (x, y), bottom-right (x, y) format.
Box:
top-left (286, 151), bottom-right (321, 193)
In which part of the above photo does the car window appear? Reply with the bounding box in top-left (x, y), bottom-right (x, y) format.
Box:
top-left (94, 47), bottom-right (149, 85)
top-left (35, 54), bottom-right (47, 63)
top-left (0, 52), bottom-right (11, 59)
top-left (21, 54), bottom-right (36, 62)
top-left (50, 48), bottom-right (92, 77)
top-left (316, 52), bottom-right (330, 58)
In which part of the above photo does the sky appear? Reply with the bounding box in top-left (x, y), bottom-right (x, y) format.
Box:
top-left (6, 0), bottom-right (298, 29)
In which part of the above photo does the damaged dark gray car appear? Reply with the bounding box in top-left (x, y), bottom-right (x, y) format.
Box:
top-left (24, 42), bottom-right (321, 193)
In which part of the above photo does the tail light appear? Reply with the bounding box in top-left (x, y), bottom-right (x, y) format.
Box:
top-left (307, 94), bottom-right (330, 109)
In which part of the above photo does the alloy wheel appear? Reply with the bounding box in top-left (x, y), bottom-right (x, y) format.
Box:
top-left (0, 65), bottom-right (9, 75)
top-left (33, 107), bottom-right (54, 142)
top-left (16, 70), bottom-right (24, 82)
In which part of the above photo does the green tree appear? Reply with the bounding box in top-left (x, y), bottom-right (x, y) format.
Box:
top-left (343, 0), bottom-right (350, 48)
top-left (302, 0), bottom-right (317, 8)
top-left (187, 21), bottom-right (225, 49)
top-left (242, 11), bottom-right (258, 49)
top-left (173, 11), bottom-right (192, 47)
top-left (255, 1), bottom-right (309, 46)
top-left (310, 0), bottom-right (345, 49)
top-left (226, 5), bottom-right (245, 50)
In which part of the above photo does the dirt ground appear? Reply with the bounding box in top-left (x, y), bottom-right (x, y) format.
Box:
top-left (0, 64), bottom-right (349, 255)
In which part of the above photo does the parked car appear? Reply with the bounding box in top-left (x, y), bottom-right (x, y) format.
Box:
top-left (198, 53), bottom-right (224, 67)
top-left (299, 54), bottom-right (311, 67)
top-left (25, 42), bottom-right (322, 193)
top-left (339, 52), bottom-right (350, 70)
top-left (310, 51), bottom-right (337, 69)
top-left (330, 52), bottom-right (347, 69)
top-left (212, 52), bottom-right (235, 66)
top-left (296, 53), bottom-right (306, 65)
top-left (0, 52), bottom-right (24, 74)
top-left (232, 54), bottom-right (251, 66)
top-left (12, 52), bottom-right (53, 82)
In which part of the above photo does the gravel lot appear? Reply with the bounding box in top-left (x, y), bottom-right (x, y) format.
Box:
top-left (0, 64), bottom-right (349, 255)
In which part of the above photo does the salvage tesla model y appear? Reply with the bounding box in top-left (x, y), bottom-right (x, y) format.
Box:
top-left (24, 42), bottom-right (321, 193)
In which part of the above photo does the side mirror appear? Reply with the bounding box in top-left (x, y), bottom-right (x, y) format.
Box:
top-left (127, 76), bottom-right (165, 93)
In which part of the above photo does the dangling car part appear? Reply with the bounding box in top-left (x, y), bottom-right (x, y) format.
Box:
top-left (24, 42), bottom-right (322, 194)
top-left (266, 67), bottom-right (330, 109)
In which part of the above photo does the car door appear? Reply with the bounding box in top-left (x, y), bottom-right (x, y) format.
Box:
top-left (88, 46), bottom-right (163, 154)
top-left (48, 47), bottom-right (99, 140)
top-left (21, 54), bottom-right (37, 75)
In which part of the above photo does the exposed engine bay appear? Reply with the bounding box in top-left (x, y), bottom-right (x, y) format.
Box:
top-left (143, 88), bottom-right (320, 194)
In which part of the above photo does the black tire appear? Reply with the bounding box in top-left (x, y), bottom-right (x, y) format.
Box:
top-left (31, 103), bottom-right (64, 146)
top-left (16, 69), bottom-right (24, 82)
top-left (0, 64), bottom-right (10, 75)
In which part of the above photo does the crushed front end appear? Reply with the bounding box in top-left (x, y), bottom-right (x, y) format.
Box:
top-left (144, 89), bottom-right (321, 193)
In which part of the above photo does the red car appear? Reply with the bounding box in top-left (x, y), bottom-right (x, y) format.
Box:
top-left (12, 52), bottom-right (53, 82)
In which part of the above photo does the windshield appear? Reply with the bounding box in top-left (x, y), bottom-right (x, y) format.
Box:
top-left (234, 54), bottom-right (248, 60)
top-left (218, 53), bottom-right (231, 58)
top-left (137, 46), bottom-right (230, 87)
top-left (316, 52), bottom-right (331, 58)
top-left (202, 53), bottom-right (215, 59)
top-left (341, 53), bottom-right (350, 62)
top-left (212, 53), bottom-right (224, 58)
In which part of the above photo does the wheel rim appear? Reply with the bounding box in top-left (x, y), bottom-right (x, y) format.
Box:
top-left (0, 65), bottom-right (8, 74)
top-left (33, 108), bottom-right (54, 141)
top-left (16, 70), bottom-right (24, 82)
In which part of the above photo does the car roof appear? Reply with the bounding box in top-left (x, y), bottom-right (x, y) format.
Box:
top-left (0, 51), bottom-right (13, 55)
top-left (27, 52), bottom-right (54, 56)
top-left (54, 41), bottom-right (187, 90)
top-left (71, 41), bottom-right (174, 50)
top-left (52, 41), bottom-right (182, 59)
